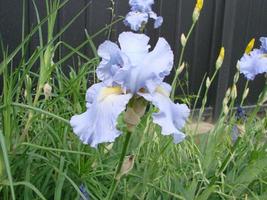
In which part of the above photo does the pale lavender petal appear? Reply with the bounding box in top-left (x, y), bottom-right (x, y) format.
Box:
top-left (70, 84), bottom-right (132, 148)
top-left (238, 49), bottom-right (267, 80)
top-left (260, 37), bottom-right (267, 53)
top-left (139, 86), bottom-right (190, 144)
top-left (154, 16), bottom-right (163, 28)
top-left (129, 0), bottom-right (154, 12)
top-left (124, 11), bottom-right (149, 32)
top-left (96, 41), bottom-right (129, 85)
top-left (118, 32), bottom-right (150, 65)
top-left (149, 11), bottom-right (163, 29)
top-left (115, 34), bottom-right (173, 93)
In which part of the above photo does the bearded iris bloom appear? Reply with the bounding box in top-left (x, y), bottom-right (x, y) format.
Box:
top-left (70, 32), bottom-right (189, 148)
top-left (239, 37), bottom-right (267, 80)
top-left (124, 0), bottom-right (163, 31)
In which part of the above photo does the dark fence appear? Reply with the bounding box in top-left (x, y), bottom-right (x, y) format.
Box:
top-left (1, 0), bottom-right (267, 118)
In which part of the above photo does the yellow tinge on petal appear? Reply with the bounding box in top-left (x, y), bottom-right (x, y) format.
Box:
top-left (98, 86), bottom-right (123, 101)
top-left (245, 38), bottom-right (255, 54)
top-left (156, 86), bottom-right (170, 97)
top-left (196, 0), bottom-right (204, 12)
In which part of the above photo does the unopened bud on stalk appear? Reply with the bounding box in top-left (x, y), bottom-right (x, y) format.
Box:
top-left (24, 75), bottom-right (32, 101)
top-left (206, 77), bottom-right (211, 88)
top-left (245, 38), bottom-right (255, 54)
top-left (242, 88), bottom-right (249, 100)
top-left (44, 83), bottom-right (52, 99)
top-left (216, 47), bottom-right (225, 70)
top-left (181, 33), bottom-right (187, 47)
top-left (116, 155), bottom-right (135, 180)
top-left (231, 85), bottom-right (237, 99)
top-left (234, 73), bottom-right (240, 83)
top-left (223, 103), bottom-right (229, 115)
top-left (192, 0), bottom-right (203, 22)
top-left (104, 143), bottom-right (114, 154)
top-left (226, 88), bottom-right (231, 98)
top-left (177, 62), bottom-right (185, 75)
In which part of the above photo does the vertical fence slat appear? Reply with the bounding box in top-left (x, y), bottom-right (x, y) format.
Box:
top-left (213, 0), bottom-right (239, 119)
top-left (59, 0), bottom-right (86, 69)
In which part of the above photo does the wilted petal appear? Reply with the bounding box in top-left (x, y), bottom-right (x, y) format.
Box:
top-left (119, 32), bottom-right (150, 64)
top-left (70, 84), bottom-right (132, 148)
top-left (124, 11), bottom-right (149, 32)
top-left (139, 84), bottom-right (190, 144)
top-left (96, 41), bottom-right (129, 85)
top-left (238, 49), bottom-right (267, 80)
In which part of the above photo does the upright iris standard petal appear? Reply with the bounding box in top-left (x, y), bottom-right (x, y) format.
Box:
top-left (139, 83), bottom-right (190, 144)
top-left (125, 0), bottom-right (163, 31)
top-left (70, 83), bottom-right (132, 148)
top-left (116, 32), bottom-right (173, 93)
top-left (260, 37), bottom-right (267, 53)
top-left (149, 11), bottom-right (163, 28)
top-left (129, 0), bottom-right (154, 12)
top-left (119, 32), bottom-right (150, 65)
top-left (238, 49), bottom-right (267, 80)
top-left (96, 41), bottom-right (129, 85)
top-left (124, 11), bottom-right (149, 32)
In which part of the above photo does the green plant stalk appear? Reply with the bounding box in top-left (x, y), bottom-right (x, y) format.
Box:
top-left (22, 1), bottom-right (59, 139)
top-left (194, 67), bottom-right (220, 133)
top-left (171, 21), bottom-right (197, 100)
top-left (106, 131), bottom-right (132, 200)
top-left (0, 131), bottom-right (16, 200)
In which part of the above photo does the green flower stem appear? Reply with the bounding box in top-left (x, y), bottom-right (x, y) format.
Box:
top-left (106, 131), bottom-right (132, 200)
top-left (171, 21), bottom-right (197, 100)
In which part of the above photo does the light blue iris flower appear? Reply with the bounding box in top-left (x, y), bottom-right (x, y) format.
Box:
top-left (124, 0), bottom-right (163, 31)
top-left (70, 32), bottom-right (189, 148)
top-left (239, 38), bottom-right (267, 80)
top-left (260, 37), bottom-right (267, 53)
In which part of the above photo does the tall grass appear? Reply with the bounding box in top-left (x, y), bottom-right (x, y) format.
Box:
top-left (1, 0), bottom-right (267, 199)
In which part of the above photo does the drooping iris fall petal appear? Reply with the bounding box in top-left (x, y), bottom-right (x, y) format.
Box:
top-left (70, 83), bottom-right (132, 148)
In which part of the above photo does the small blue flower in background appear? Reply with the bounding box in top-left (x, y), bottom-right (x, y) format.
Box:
top-left (124, 0), bottom-right (163, 31)
top-left (79, 184), bottom-right (90, 200)
top-left (70, 32), bottom-right (189, 147)
top-left (239, 37), bottom-right (267, 80)
top-left (235, 106), bottom-right (246, 121)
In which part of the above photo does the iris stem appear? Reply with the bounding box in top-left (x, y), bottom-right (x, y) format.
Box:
top-left (106, 130), bottom-right (132, 200)
top-left (171, 21), bottom-right (197, 101)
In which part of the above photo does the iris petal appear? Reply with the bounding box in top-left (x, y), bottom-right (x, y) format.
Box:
top-left (139, 84), bottom-right (190, 144)
top-left (129, 0), bottom-right (154, 12)
top-left (96, 41), bottom-right (129, 85)
top-left (116, 33), bottom-right (173, 93)
top-left (119, 32), bottom-right (150, 65)
top-left (124, 11), bottom-right (149, 32)
top-left (260, 37), bottom-right (267, 53)
top-left (238, 49), bottom-right (267, 80)
top-left (70, 83), bottom-right (132, 148)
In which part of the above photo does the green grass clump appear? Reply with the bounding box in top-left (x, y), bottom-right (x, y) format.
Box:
top-left (1, 0), bottom-right (267, 199)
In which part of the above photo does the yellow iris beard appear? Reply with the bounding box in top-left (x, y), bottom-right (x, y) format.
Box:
top-left (99, 86), bottom-right (123, 101)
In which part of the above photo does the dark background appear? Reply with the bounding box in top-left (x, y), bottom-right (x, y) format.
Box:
top-left (1, 0), bottom-right (267, 118)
